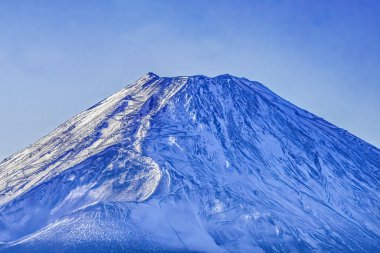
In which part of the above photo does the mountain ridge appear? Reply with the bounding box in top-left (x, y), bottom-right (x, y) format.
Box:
top-left (2, 72), bottom-right (377, 165)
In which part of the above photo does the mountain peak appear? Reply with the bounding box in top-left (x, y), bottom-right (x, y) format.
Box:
top-left (214, 73), bottom-right (234, 79)
top-left (145, 72), bottom-right (159, 78)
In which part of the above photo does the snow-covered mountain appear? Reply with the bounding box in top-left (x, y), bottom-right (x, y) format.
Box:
top-left (0, 73), bottom-right (379, 253)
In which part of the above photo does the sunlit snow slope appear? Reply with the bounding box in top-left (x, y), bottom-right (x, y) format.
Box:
top-left (0, 73), bottom-right (379, 253)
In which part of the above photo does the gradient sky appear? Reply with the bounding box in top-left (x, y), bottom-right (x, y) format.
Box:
top-left (0, 0), bottom-right (379, 160)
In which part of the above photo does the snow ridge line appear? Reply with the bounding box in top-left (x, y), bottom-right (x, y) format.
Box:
top-left (133, 76), bottom-right (189, 201)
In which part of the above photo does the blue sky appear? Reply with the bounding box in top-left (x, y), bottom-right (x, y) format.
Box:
top-left (0, 0), bottom-right (379, 159)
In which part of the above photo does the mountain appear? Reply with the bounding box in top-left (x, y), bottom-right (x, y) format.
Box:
top-left (0, 73), bottom-right (379, 253)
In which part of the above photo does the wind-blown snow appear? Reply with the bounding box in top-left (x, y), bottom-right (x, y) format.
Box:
top-left (0, 73), bottom-right (379, 253)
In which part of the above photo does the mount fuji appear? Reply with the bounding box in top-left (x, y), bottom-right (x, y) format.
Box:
top-left (0, 73), bottom-right (379, 252)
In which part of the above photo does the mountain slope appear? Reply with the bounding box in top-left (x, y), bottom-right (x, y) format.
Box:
top-left (0, 73), bottom-right (379, 252)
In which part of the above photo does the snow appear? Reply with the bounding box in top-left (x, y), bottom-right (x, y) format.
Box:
top-left (0, 73), bottom-right (379, 252)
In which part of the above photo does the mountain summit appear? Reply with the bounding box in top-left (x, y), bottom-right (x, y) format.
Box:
top-left (0, 73), bottom-right (379, 252)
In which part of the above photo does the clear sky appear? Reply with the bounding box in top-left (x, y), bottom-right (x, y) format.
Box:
top-left (0, 0), bottom-right (379, 160)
